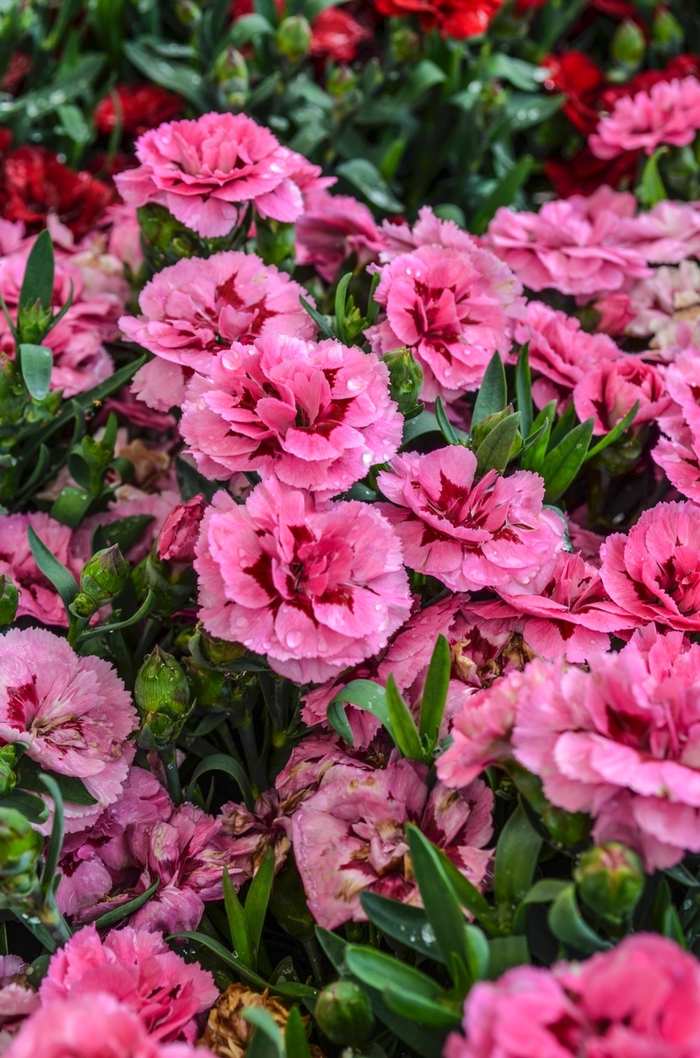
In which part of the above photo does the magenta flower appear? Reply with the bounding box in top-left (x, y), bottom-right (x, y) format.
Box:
top-left (366, 243), bottom-right (521, 401)
top-left (115, 112), bottom-right (332, 238)
top-left (653, 348), bottom-right (700, 503)
top-left (180, 335), bottom-right (403, 497)
top-left (195, 482), bottom-right (412, 684)
top-left (157, 495), bottom-right (207, 564)
top-left (41, 925), bottom-right (217, 1043)
top-left (292, 758), bottom-right (493, 929)
top-left (377, 447), bottom-right (564, 593)
top-left (275, 734), bottom-right (373, 807)
top-left (599, 500), bottom-right (700, 631)
top-left (295, 190), bottom-right (385, 283)
top-left (0, 512), bottom-right (82, 626)
top-left (485, 186), bottom-right (651, 298)
top-left (445, 933), bottom-right (700, 1058)
top-left (0, 628), bottom-right (137, 832)
top-left (572, 354), bottom-right (669, 435)
top-left (590, 76), bottom-right (700, 159)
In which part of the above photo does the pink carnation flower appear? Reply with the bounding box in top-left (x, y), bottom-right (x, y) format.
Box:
top-left (195, 483), bottom-right (412, 684)
top-left (626, 260), bottom-right (700, 348)
top-left (157, 495), bottom-right (207, 564)
top-left (121, 251), bottom-right (316, 413)
top-left (572, 354), bottom-right (669, 435)
top-left (616, 199), bottom-right (700, 265)
top-left (41, 925), bottom-right (217, 1043)
top-left (378, 205), bottom-right (487, 261)
top-left (514, 300), bottom-right (621, 411)
top-left (0, 956), bottom-right (38, 1038)
top-left (590, 76), bottom-right (700, 159)
top-left (366, 242), bottom-right (521, 401)
top-left (4, 994), bottom-right (214, 1058)
top-left (599, 500), bottom-right (700, 631)
top-left (275, 733), bottom-right (372, 807)
top-left (445, 933), bottom-right (700, 1058)
top-left (292, 757), bottom-right (493, 929)
top-left (295, 190), bottom-right (385, 283)
top-left (180, 334), bottom-right (402, 497)
top-left (652, 347), bottom-right (700, 502)
top-left (217, 791), bottom-right (291, 880)
top-left (0, 628), bottom-right (137, 832)
top-left (0, 511), bottom-right (82, 626)
top-left (485, 186), bottom-right (652, 298)
top-left (377, 446), bottom-right (564, 593)
top-left (512, 629), bottom-right (700, 869)
top-left (105, 203), bottom-right (145, 276)
top-left (115, 112), bottom-right (332, 238)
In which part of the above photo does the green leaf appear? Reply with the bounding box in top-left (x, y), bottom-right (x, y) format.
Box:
top-left (383, 988), bottom-right (461, 1029)
top-left (327, 680), bottom-right (395, 742)
top-left (50, 487), bottom-right (94, 529)
top-left (487, 936), bottom-right (530, 979)
top-left (650, 879), bottom-right (686, 947)
top-left (344, 946), bottom-right (445, 1000)
top-left (503, 93), bottom-right (564, 132)
top-left (542, 418), bottom-right (595, 503)
top-left (285, 1007), bottom-right (312, 1058)
top-left (493, 805), bottom-right (542, 915)
top-left (548, 886), bottom-right (612, 955)
top-left (315, 926), bottom-right (348, 972)
top-left (224, 867), bottom-right (252, 969)
top-left (396, 59), bottom-right (446, 104)
top-left (472, 352), bottom-right (507, 426)
top-left (0, 789), bottom-right (48, 825)
top-left (475, 412), bottom-right (521, 477)
top-left (434, 396), bottom-right (460, 445)
top-left (419, 635), bottom-right (450, 746)
top-left (123, 42), bottom-right (209, 109)
top-left (515, 343), bottom-right (533, 439)
top-left (584, 401), bottom-right (640, 463)
top-left (254, 0), bottom-right (280, 25)
top-left (175, 457), bottom-right (219, 503)
top-left (470, 156), bottom-right (533, 235)
top-left (92, 881), bottom-right (159, 930)
top-left (483, 54), bottom-right (547, 91)
top-left (520, 879), bottom-right (570, 905)
top-left (636, 147), bottom-right (669, 208)
top-left (17, 758), bottom-right (97, 806)
top-left (19, 344), bottom-right (53, 401)
top-left (74, 591), bottom-right (155, 646)
top-left (432, 847), bottom-right (495, 928)
top-left (171, 932), bottom-right (318, 999)
top-left (39, 774), bottom-right (64, 898)
top-left (27, 526), bottom-right (79, 612)
top-left (336, 159), bottom-right (404, 214)
top-left (665, 863), bottom-right (700, 888)
top-left (229, 13), bottom-right (275, 45)
top-left (334, 272), bottom-right (353, 346)
top-left (245, 846), bottom-right (274, 967)
top-left (385, 675), bottom-right (423, 761)
top-left (185, 754), bottom-right (253, 810)
top-left (243, 1009), bottom-right (284, 1058)
top-left (519, 401), bottom-right (556, 472)
top-left (19, 230), bottom-right (54, 312)
top-left (326, 699), bottom-right (355, 746)
top-left (101, 515), bottom-right (155, 554)
top-left (406, 825), bottom-right (472, 980)
top-left (360, 892), bottom-right (445, 962)
top-left (300, 296), bottom-right (335, 340)
top-left (57, 103), bottom-right (90, 144)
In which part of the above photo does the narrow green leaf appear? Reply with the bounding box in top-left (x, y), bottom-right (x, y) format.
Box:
top-left (315, 926), bottom-right (348, 972)
top-left (101, 515), bottom-right (155, 554)
top-left (254, 0), bottom-right (280, 25)
top-left (170, 932), bottom-right (318, 998)
top-left (344, 946), bottom-right (444, 1000)
top-left (383, 988), bottom-right (461, 1029)
top-left (326, 699), bottom-right (355, 746)
top-left (493, 805), bottom-right (542, 914)
top-left (285, 1007), bottom-right (312, 1058)
top-left (336, 159), bottom-right (403, 214)
top-left (27, 526), bottom-right (79, 612)
top-left (472, 352), bottom-right (507, 426)
top-left (548, 886), bottom-right (611, 954)
top-left (635, 146), bottom-right (669, 209)
top-left (328, 680), bottom-right (395, 742)
top-left (122, 42), bottom-right (208, 108)
top-left (223, 868), bottom-right (253, 969)
top-left (185, 754), bottom-right (253, 810)
top-left (360, 892), bottom-right (445, 962)
top-left (50, 487), bottom-right (94, 529)
top-left (419, 635), bottom-right (450, 745)
top-left (584, 401), bottom-right (640, 463)
top-left (245, 846), bottom-right (274, 966)
top-left (470, 156), bottom-right (533, 235)
top-left (432, 847), bottom-right (495, 928)
top-left (542, 418), bottom-right (595, 503)
top-left (519, 878), bottom-right (570, 905)
top-left (19, 344), bottom-right (53, 401)
top-left (0, 790), bottom-right (48, 825)
top-left (385, 675), bottom-right (423, 760)
top-left (665, 863), bottom-right (700, 888)
top-left (20, 230), bottom-right (54, 312)
top-left (519, 401), bottom-right (555, 472)
top-left (515, 343), bottom-right (533, 438)
top-left (463, 926), bottom-right (490, 984)
top-left (548, 400), bottom-right (576, 450)
top-left (434, 396), bottom-right (460, 445)
top-left (487, 936), bottom-right (530, 979)
top-left (39, 774), bottom-right (65, 897)
top-left (243, 1009), bottom-right (284, 1058)
top-left (406, 825), bottom-right (471, 978)
top-left (334, 272), bottom-right (353, 346)
top-left (300, 296), bottom-right (335, 339)
top-left (92, 881), bottom-right (159, 930)
top-left (475, 412), bottom-right (521, 477)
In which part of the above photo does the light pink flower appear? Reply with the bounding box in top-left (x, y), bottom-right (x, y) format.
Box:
top-left (0, 956), bottom-right (38, 1034)
top-left (292, 757), bottom-right (492, 929)
top-left (652, 347), bottom-right (700, 502)
top-left (366, 242), bottom-right (522, 401)
top-left (378, 205), bottom-right (488, 261)
top-left (4, 994), bottom-right (214, 1058)
top-left (0, 511), bottom-right (83, 626)
top-left (626, 260), bottom-right (700, 348)
top-left (115, 112), bottom-right (332, 238)
top-left (0, 628), bottom-right (137, 833)
top-left (195, 483), bottom-right (412, 684)
top-left (131, 359), bottom-right (188, 414)
top-left (572, 354), bottom-right (669, 435)
top-left (485, 186), bottom-right (652, 298)
top-left (180, 334), bottom-right (402, 497)
top-left (512, 628), bottom-right (700, 869)
top-left (105, 203), bottom-right (145, 276)
top-left (295, 190), bottom-right (386, 283)
top-left (590, 76), bottom-right (700, 159)
top-left (377, 446), bottom-right (564, 593)
top-left (599, 500), bottom-right (700, 631)
top-left (274, 733), bottom-right (372, 807)
top-left (445, 933), bottom-right (700, 1058)
top-left (121, 251), bottom-right (315, 412)
top-left (41, 925), bottom-right (217, 1043)
top-left (514, 301), bottom-right (621, 411)
top-left (616, 199), bottom-right (700, 265)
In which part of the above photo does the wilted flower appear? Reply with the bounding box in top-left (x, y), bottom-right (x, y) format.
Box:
top-left (202, 985), bottom-right (290, 1058)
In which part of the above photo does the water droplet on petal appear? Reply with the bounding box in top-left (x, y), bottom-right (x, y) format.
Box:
top-left (346, 377), bottom-right (363, 391)
top-left (286, 629), bottom-right (302, 649)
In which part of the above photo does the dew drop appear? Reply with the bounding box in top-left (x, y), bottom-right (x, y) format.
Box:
top-left (421, 923), bottom-right (436, 945)
top-left (362, 452), bottom-right (373, 464)
top-left (346, 377), bottom-right (363, 391)
top-left (286, 629), bottom-right (302, 649)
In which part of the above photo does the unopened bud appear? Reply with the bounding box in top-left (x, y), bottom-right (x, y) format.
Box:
top-left (575, 842), bottom-right (644, 922)
top-left (652, 8), bottom-right (683, 49)
top-left (70, 545), bottom-right (129, 618)
top-left (381, 347), bottom-right (423, 419)
top-left (175, 0), bottom-right (201, 25)
top-left (275, 15), bottom-right (312, 62)
top-left (315, 981), bottom-right (374, 1047)
top-left (0, 575), bottom-right (18, 626)
top-left (17, 299), bottom-right (53, 346)
top-left (542, 804), bottom-right (591, 848)
top-left (611, 19), bottom-right (645, 67)
top-left (197, 629), bottom-right (246, 667)
top-left (326, 65), bottom-right (357, 97)
top-left (135, 647), bottom-right (191, 748)
top-left (143, 549), bottom-right (197, 617)
top-left (0, 808), bottom-right (42, 900)
top-left (158, 494), bottom-right (207, 564)
top-left (0, 747), bottom-right (17, 799)
top-left (391, 25), bottom-right (421, 63)
top-left (470, 407), bottom-right (522, 457)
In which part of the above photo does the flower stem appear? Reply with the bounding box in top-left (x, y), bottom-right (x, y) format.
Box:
top-left (158, 744), bottom-right (182, 806)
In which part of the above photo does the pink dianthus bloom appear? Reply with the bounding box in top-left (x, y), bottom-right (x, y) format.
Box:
top-left (616, 199), bottom-right (700, 265)
top-left (122, 251), bottom-right (316, 413)
top-left (445, 933), bottom-right (700, 1058)
top-left (512, 628), bottom-right (700, 869)
top-left (217, 791), bottom-right (291, 879)
top-left (590, 76), bottom-right (700, 159)
top-left (0, 956), bottom-right (38, 1039)
top-left (652, 347), bottom-right (700, 502)
top-left (41, 925), bottom-right (217, 1043)
top-left (115, 111), bottom-right (332, 238)
top-left (195, 483), bottom-right (412, 684)
top-left (599, 500), bottom-right (700, 631)
top-left (157, 495), bottom-right (207, 564)
top-left (0, 511), bottom-right (82, 626)
top-left (0, 628), bottom-right (137, 832)
top-left (514, 300), bottom-right (621, 411)
top-left (180, 334), bottom-right (402, 497)
top-left (292, 757), bottom-right (493, 929)
top-left (4, 994), bottom-right (215, 1058)
top-left (485, 186), bottom-right (652, 298)
top-left (572, 354), bottom-right (669, 435)
top-left (377, 447), bottom-right (564, 593)
top-left (366, 242), bottom-right (521, 402)
top-left (626, 260), bottom-right (700, 349)
top-left (295, 190), bottom-right (386, 283)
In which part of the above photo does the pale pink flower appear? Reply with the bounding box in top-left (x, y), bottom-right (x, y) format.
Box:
top-left (121, 251), bottom-right (315, 412)
top-left (105, 203), bottom-right (145, 276)
top-left (616, 199), bottom-right (700, 265)
top-left (568, 517), bottom-right (606, 566)
top-left (0, 957), bottom-right (38, 1034)
top-left (0, 628), bottom-right (137, 833)
top-left (377, 447), bottom-right (564, 593)
top-left (0, 511), bottom-right (82, 626)
top-left (180, 335), bottom-right (402, 497)
top-left (4, 994), bottom-right (214, 1058)
top-left (41, 925), bottom-right (217, 1043)
top-left (274, 734), bottom-right (372, 807)
top-left (115, 112), bottom-right (332, 238)
top-left (379, 205), bottom-right (487, 260)
top-left (445, 933), bottom-right (700, 1058)
top-left (590, 76), bottom-right (700, 159)
top-left (572, 354), bottom-right (669, 435)
top-left (514, 301), bottom-right (621, 411)
top-left (599, 500), bottom-right (700, 631)
top-left (652, 347), bottom-right (700, 502)
top-left (626, 260), bottom-right (700, 348)
top-left (292, 757), bottom-right (493, 929)
top-left (366, 242), bottom-right (522, 401)
top-left (512, 629), bottom-right (700, 869)
top-left (485, 186), bottom-right (652, 298)
top-left (195, 483), bottom-right (412, 684)
top-left (295, 190), bottom-right (386, 283)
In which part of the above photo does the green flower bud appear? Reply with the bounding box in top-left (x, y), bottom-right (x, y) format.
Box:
top-left (652, 7), bottom-right (683, 50)
top-left (611, 19), bottom-right (645, 67)
top-left (70, 545), bottom-right (129, 618)
top-left (381, 347), bottom-right (424, 419)
top-left (176, 0), bottom-right (201, 24)
top-left (0, 575), bottom-right (19, 626)
top-left (391, 25), bottom-right (421, 63)
top-left (136, 204), bottom-right (246, 272)
top-left (574, 842), bottom-right (644, 923)
top-left (17, 299), bottom-right (53, 346)
top-left (214, 46), bottom-right (249, 109)
top-left (315, 981), bottom-right (374, 1047)
top-left (542, 804), bottom-right (591, 848)
top-left (326, 65), bottom-right (357, 98)
top-left (0, 808), bottom-right (42, 900)
top-left (197, 630), bottom-right (246, 668)
top-left (275, 15), bottom-right (312, 62)
top-left (135, 647), bottom-right (191, 721)
top-left (0, 747), bottom-right (17, 799)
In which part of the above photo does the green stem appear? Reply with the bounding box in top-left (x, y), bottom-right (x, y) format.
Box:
top-left (158, 745), bottom-right (182, 807)
top-left (302, 936), bottom-right (327, 988)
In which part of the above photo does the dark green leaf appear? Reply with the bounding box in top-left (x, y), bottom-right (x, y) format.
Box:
top-left (39, 774), bottom-right (64, 898)
top-left (548, 886), bottom-right (611, 954)
top-left (432, 847), bottom-right (495, 928)
top-left (74, 590), bottom-right (155, 645)
top-left (543, 418), bottom-right (595, 503)
top-left (406, 824), bottom-right (471, 978)
top-left (434, 396), bottom-right (459, 445)
top-left (503, 94), bottom-right (563, 132)
top-left (472, 352), bottom-right (507, 426)
top-left (520, 879), bottom-right (569, 905)
top-left (475, 412), bottom-right (521, 477)
top-left (483, 54), bottom-right (547, 91)
top-left (328, 680), bottom-right (394, 742)
top-left (336, 159), bottom-right (403, 214)
top-left (383, 988), bottom-right (461, 1029)
top-left (334, 272), bottom-right (353, 346)
top-left (636, 147), bottom-right (669, 209)
top-left (50, 487), bottom-right (94, 529)
top-left (515, 343), bottom-right (533, 439)
top-left (170, 932), bottom-right (318, 998)
top-left (396, 60), bottom-right (446, 104)
top-left (0, 789), bottom-right (48, 825)
top-left (123, 42), bottom-right (209, 108)
top-left (300, 296), bottom-right (335, 340)
top-left (254, 0), bottom-right (280, 25)
top-left (230, 14), bottom-right (275, 46)
top-left (400, 409), bottom-right (442, 447)
top-left (223, 868), bottom-right (253, 969)
top-left (101, 515), bottom-right (155, 554)
top-left (245, 847), bottom-right (274, 966)
top-left (470, 156), bottom-right (533, 235)
top-left (548, 400), bottom-right (576, 450)
top-left (493, 805), bottom-right (542, 915)
top-left (19, 345), bottom-right (53, 401)
top-left (185, 754), bottom-right (253, 810)
top-left (243, 1009), bottom-right (284, 1058)
top-left (360, 892), bottom-right (445, 962)
top-left (285, 1007), bottom-right (312, 1058)
top-left (326, 699), bottom-right (355, 746)
top-left (385, 675), bottom-right (423, 761)
top-left (92, 881), bottom-right (159, 930)
top-left (315, 926), bottom-right (348, 972)
top-left (487, 936), bottom-right (530, 979)
top-left (27, 525), bottom-right (78, 612)
top-left (344, 946), bottom-right (444, 1000)
top-left (18, 758), bottom-right (97, 806)
top-left (419, 635), bottom-right (450, 746)
top-left (19, 230), bottom-right (54, 312)
top-left (175, 457), bottom-right (219, 503)
top-left (665, 863), bottom-right (700, 888)
top-left (584, 401), bottom-right (640, 463)
top-left (519, 401), bottom-right (556, 472)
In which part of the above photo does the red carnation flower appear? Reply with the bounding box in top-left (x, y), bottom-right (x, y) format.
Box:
top-left (311, 7), bottom-right (371, 62)
top-left (1, 51), bottom-right (30, 95)
top-left (545, 145), bottom-right (641, 198)
top-left (542, 51), bottom-right (605, 136)
top-left (374, 0), bottom-right (503, 39)
top-left (94, 84), bottom-right (184, 139)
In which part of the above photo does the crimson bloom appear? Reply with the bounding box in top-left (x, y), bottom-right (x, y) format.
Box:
top-left (311, 8), bottom-right (371, 62)
top-left (94, 85), bottom-right (184, 138)
top-left (374, 0), bottom-right (503, 39)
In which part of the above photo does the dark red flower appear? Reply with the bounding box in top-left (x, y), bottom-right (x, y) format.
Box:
top-left (94, 84), bottom-right (184, 139)
top-left (1, 51), bottom-right (30, 95)
top-left (589, 0), bottom-right (638, 16)
top-left (545, 145), bottom-right (641, 198)
top-left (374, 0), bottom-right (503, 39)
top-left (0, 146), bottom-right (114, 238)
top-left (542, 51), bottom-right (605, 135)
top-left (311, 7), bottom-right (371, 62)
top-left (0, 129), bottom-right (11, 155)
